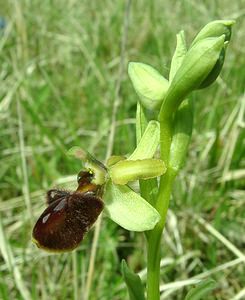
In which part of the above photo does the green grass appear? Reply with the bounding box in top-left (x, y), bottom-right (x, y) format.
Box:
top-left (0, 0), bottom-right (244, 299)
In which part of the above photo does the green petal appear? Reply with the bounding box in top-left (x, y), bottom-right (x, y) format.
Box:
top-left (104, 181), bottom-right (160, 231)
top-left (67, 146), bottom-right (105, 169)
top-left (67, 146), bottom-right (88, 160)
top-left (67, 146), bottom-right (107, 185)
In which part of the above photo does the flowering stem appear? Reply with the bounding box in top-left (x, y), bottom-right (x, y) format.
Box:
top-left (131, 19), bottom-right (234, 300)
top-left (146, 169), bottom-right (176, 300)
top-left (159, 115), bottom-right (172, 165)
top-left (136, 105), bottom-right (178, 299)
top-left (146, 108), bottom-right (177, 299)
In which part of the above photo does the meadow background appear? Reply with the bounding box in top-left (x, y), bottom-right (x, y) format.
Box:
top-left (0, 0), bottom-right (244, 299)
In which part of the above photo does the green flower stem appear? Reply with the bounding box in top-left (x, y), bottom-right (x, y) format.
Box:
top-left (146, 103), bottom-right (177, 299)
top-left (159, 115), bottom-right (172, 165)
top-left (146, 169), bottom-right (176, 300)
top-left (132, 20), bottom-right (234, 300)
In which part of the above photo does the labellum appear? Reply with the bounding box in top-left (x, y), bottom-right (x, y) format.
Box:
top-left (32, 170), bottom-right (104, 252)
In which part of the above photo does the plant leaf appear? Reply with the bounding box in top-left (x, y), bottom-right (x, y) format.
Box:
top-left (184, 279), bottom-right (217, 300)
top-left (104, 181), bottom-right (160, 231)
top-left (169, 98), bottom-right (193, 174)
top-left (121, 260), bottom-right (145, 300)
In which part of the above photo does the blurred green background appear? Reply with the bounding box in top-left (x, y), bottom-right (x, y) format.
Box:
top-left (0, 1), bottom-right (244, 299)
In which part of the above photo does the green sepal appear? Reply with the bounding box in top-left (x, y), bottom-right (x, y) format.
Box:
top-left (128, 62), bottom-right (169, 110)
top-left (159, 35), bottom-right (225, 120)
top-left (104, 181), bottom-right (160, 231)
top-left (129, 120), bottom-right (160, 160)
top-left (121, 260), bottom-right (145, 300)
top-left (169, 98), bottom-right (193, 173)
top-left (136, 102), bottom-right (148, 144)
top-left (136, 104), bottom-right (158, 206)
top-left (184, 279), bottom-right (217, 300)
top-left (109, 159), bottom-right (166, 185)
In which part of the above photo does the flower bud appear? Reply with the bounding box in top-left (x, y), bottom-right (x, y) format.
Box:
top-left (128, 62), bottom-right (169, 110)
top-left (191, 20), bottom-right (235, 46)
top-left (191, 20), bottom-right (234, 89)
top-left (160, 35), bottom-right (225, 119)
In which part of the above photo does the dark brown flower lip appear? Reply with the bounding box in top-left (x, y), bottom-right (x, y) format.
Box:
top-left (32, 169), bottom-right (105, 253)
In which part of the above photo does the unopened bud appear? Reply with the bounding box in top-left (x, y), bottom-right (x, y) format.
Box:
top-left (191, 20), bottom-right (235, 46)
top-left (128, 62), bottom-right (169, 110)
top-left (160, 35), bottom-right (225, 119)
top-left (191, 20), bottom-right (234, 89)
